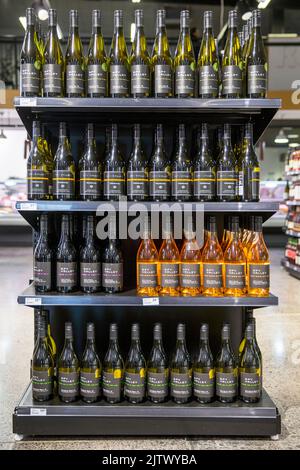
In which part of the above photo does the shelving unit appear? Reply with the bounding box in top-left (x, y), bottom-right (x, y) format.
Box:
top-left (13, 97), bottom-right (281, 438)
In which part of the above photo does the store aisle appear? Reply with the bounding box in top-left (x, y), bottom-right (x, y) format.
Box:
top-left (0, 247), bottom-right (299, 450)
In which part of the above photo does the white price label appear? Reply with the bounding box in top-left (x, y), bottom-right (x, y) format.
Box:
top-left (142, 297), bottom-right (159, 306)
top-left (25, 297), bottom-right (42, 306)
top-left (19, 98), bottom-right (37, 106)
top-left (30, 408), bottom-right (47, 416)
top-left (19, 202), bottom-right (37, 211)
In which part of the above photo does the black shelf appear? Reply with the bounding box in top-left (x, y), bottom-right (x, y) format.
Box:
top-left (13, 383), bottom-right (281, 437)
top-left (18, 283), bottom-right (278, 308)
top-left (281, 258), bottom-right (300, 280)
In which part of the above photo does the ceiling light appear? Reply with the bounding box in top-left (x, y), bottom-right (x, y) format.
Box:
top-left (288, 134), bottom-right (299, 139)
top-left (242, 11), bottom-right (252, 21)
top-left (0, 129), bottom-right (7, 139)
top-left (274, 129), bottom-right (288, 144)
top-left (19, 16), bottom-right (26, 30)
top-left (258, 0), bottom-right (272, 9)
top-left (132, 0), bottom-right (141, 3)
top-left (38, 8), bottom-right (49, 21)
top-left (288, 142), bottom-right (300, 148)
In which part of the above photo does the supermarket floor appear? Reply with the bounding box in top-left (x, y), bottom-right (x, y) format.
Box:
top-left (0, 247), bottom-right (300, 451)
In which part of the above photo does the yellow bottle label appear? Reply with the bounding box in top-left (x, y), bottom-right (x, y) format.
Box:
top-left (254, 167), bottom-right (260, 173)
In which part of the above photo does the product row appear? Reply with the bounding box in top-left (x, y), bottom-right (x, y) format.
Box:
top-left (27, 121), bottom-right (260, 202)
top-left (285, 147), bottom-right (300, 175)
top-left (285, 207), bottom-right (300, 233)
top-left (21, 7), bottom-right (267, 99)
top-left (34, 213), bottom-right (270, 297)
top-left (284, 237), bottom-right (300, 266)
top-left (32, 314), bottom-right (262, 405)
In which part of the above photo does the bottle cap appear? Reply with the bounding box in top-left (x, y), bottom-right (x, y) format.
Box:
top-left (157, 9), bottom-right (166, 28)
top-left (92, 10), bottom-right (101, 28)
top-left (208, 215), bottom-right (217, 233)
top-left (180, 10), bottom-right (190, 29)
top-left (135, 9), bottom-right (143, 27)
top-left (109, 323), bottom-right (118, 340)
top-left (26, 7), bottom-right (35, 26)
top-left (252, 10), bottom-right (261, 28)
top-left (245, 323), bottom-right (254, 339)
top-left (65, 322), bottom-right (73, 339)
top-left (70, 10), bottom-right (79, 28)
top-left (87, 123), bottom-right (94, 139)
top-left (178, 123), bottom-right (186, 141)
top-left (200, 323), bottom-right (209, 340)
top-left (222, 323), bottom-right (231, 340)
top-left (204, 11), bottom-right (213, 30)
top-left (231, 216), bottom-right (240, 232)
top-left (131, 323), bottom-right (140, 340)
top-left (223, 124), bottom-right (231, 139)
top-left (244, 122), bottom-right (253, 139)
top-left (228, 10), bottom-right (237, 29)
top-left (134, 123), bottom-right (141, 140)
top-left (32, 121), bottom-right (41, 138)
top-left (254, 216), bottom-right (263, 233)
top-left (87, 322), bottom-right (95, 339)
top-left (114, 10), bottom-right (123, 28)
top-left (49, 9), bottom-right (57, 27)
top-left (156, 124), bottom-right (164, 143)
top-left (177, 323), bottom-right (186, 341)
top-left (153, 323), bottom-right (162, 340)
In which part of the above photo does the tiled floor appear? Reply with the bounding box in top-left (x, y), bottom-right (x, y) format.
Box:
top-left (0, 247), bottom-right (299, 450)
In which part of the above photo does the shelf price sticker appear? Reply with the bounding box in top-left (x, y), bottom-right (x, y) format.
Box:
top-left (19, 97), bottom-right (37, 107)
top-left (25, 297), bottom-right (42, 306)
top-left (30, 408), bottom-right (47, 416)
top-left (19, 202), bottom-right (37, 211)
top-left (142, 297), bottom-right (159, 306)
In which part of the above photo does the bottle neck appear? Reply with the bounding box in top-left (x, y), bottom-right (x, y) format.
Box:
top-left (70, 25), bottom-right (79, 36)
top-left (39, 218), bottom-right (49, 238)
top-left (61, 218), bottom-right (70, 238)
top-left (92, 25), bottom-right (102, 35)
top-left (85, 218), bottom-right (95, 240)
top-left (86, 337), bottom-right (96, 349)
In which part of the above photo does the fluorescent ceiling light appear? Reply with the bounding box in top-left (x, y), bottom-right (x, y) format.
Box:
top-left (268, 33), bottom-right (298, 38)
top-left (242, 12), bottom-right (252, 21)
top-left (287, 134), bottom-right (299, 139)
top-left (132, 0), bottom-right (141, 3)
top-left (275, 129), bottom-right (288, 144)
top-left (288, 142), bottom-right (300, 148)
top-left (258, 0), bottom-right (272, 9)
top-left (19, 16), bottom-right (26, 29)
top-left (38, 8), bottom-right (49, 21)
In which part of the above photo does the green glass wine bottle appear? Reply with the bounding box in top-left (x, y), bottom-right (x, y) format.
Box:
top-left (43, 9), bottom-right (64, 97)
top-left (198, 11), bottom-right (219, 98)
top-left (109, 10), bottom-right (130, 98)
top-left (174, 10), bottom-right (195, 98)
top-left (20, 7), bottom-right (42, 97)
top-left (87, 10), bottom-right (108, 97)
top-left (130, 10), bottom-right (151, 98)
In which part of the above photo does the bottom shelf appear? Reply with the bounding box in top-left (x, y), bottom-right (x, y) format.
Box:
top-left (281, 258), bottom-right (300, 280)
top-left (13, 383), bottom-right (281, 437)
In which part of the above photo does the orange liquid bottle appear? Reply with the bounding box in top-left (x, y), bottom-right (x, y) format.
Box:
top-left (224, 216), bottom-right (247, 296)
top-left (247, 216), bottom-right (270, 297)
top-left (202, 215), bottom-right (224, 296)
top-left (137, 216), bottom-right (159, 297)
top-left (180, 217), bottom-right (201, 296)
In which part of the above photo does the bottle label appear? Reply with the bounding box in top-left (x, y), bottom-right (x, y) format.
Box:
top-left (102, 263), bottom-right (123, 289)
top-left (110, 64), bottom-right (129, 95)
top-left (80, 262), bottom-right (101, 288)
top-left (58, 371), bottom-right (79, 399)
top-left (56, 262), bottom-right (77, 288)
top-left (171, 171), bottom-right (192, 197)
top-left (131, 64), bottom-right (150, 95)
top-left (80, 371), bottom-right (100, 399)
top-left (87, 64), bottom-right (107, 95)
top-left (154, 64), bottom-right (172, 95)
top-left (34, 261), bottom-right (51, 289)
top-left (124, 371), bottom-right (145, 399)
top-left (80, 170), bottom-right (101, 197)
top-left (216, 371), bottom-right (237, 398)
top-left (248, 65), bottom-right (267, 95)
top-left (32, 369), bottom-right (53, 398)
top-left (43, 64), bottom-right (62, 94)
top-left (175, 65), bottom-right (195, 96)
top-left (161, 263), bottom-right (180, 288)
top-left (238, 171), bottom-right (244, 197)
top-left (170, 371), bottom-right (192, 399)
top-left (127, 170), bottom-right (148, 197)
top-left (102, 370), bottom-right (122, 400)
top-left (103, 170), bottom-right (125, 197)
top-left (203, 263), bottom-right (223, 288)
top-left (138, 263), bottom-right (158, 288)
top-left (225, 264), bottom-right (246, 289)
top-left (27, 169), bottom-right (49, 196)
top-left (240, 372), bottom-right (261, 399)
top-left (53, 170), bottom-right (75, 197)
top-left (217, 170), bottom-right (237, 197)
top-left (198, 65), bottom-right (218, 96)
top-left (21, 63), bottom-right (40, 94)
top-left (251, 168), bottom-right (260, 200)
top-left (194, 170), bottom-right (215, 197)
top-left (66, 64), bottom-right (85, 95)
top-left (180, 263), bottom-right (201, 288)
top-left (222, 65), bottom-right (242, 95)
top-left (149, 171), bottom-right (170, 198)
top-left (193, 371), bottom-right (215, 399)
top-left (249, 264), bottom-right (270, 289)
top-left (147, 371), bottom-right (168, 399)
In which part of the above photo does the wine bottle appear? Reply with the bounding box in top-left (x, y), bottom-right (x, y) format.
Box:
top-left (53, 122), bottom-right (76, 201)
top-left (56, 214), bottom-right (77, 293)
top-left (79, 123), bottom-right (102, 201)
top-left (34, 214), bottom-right (53, 292)
top-left (152, 10), bottom-right (173, 98)
top-left (180, 216), bottom-right (201, 296)
top-left (246, 10), bottom-right (267, 98)
top-left (247, 216), bottom-right (270, 297)
top-left (171, 123), bottom-right (192, 201)
top-left (124, 324), bottom-right (146, 404)
top-left (198, 11), bottom-right (219, 98)
top-left (43, 9), bottom-right (64, 97)
top-left (20, 7), bottom-right (42, 97)
top-left (87, 10), bottom-right (108, 98)
top-left (102, 215), bottom-right (123, 293)
top-left (80, 215), bottom-right (101, 293)
top-left (193, 123), bottom-right (216, 201)
top-left (239, 316), bottom-right (262, 364)
top-left (58, 322), bottom-right (80, 403)
top-left (109, 10), bottom-right (130, 98)
top-left (215, 323), bottom-right (238, 403)
top-left (130, 9), bottom-right (151, 98)
top-left (222, 10), bottom-right (243, 98)
top-left (174, 10), bottom-right (195, 98)
top-left (103, 323), bottom-right (124, 404)
top-left (32, 319), bottom-right (54, 401)
top-left (137, 215), bottom-right (159, 297)
top-left (239, 323), bottom-right (262, 403)
top-left (65, 10), bottom-right (85, 97)
top-left (41, 124), bottom-right (54, 198)
top-left (159, 217), bottom-right (180, 296)
top-left (27, 121), bottom-right (50, 200)
top-left (193, 324), bottom-right (215, 403)
top-left (80, 323), bottom-right (101, 403)
top-left (147, 323), bottom-right (169, 403)
top-left (201, 215), bottom-right (224, 296)
top-left (238, 123), bottom-right (260, 202)
top-left (149, 124), bottom-right (171, 201)
top-left (170, 323), bottom-right (192, 404)
top-left (224, 216), bottom-right (247, 296)
top-left (127, 124), bottom-right (148, 201)
top-left (216, 124), bottom-right (237, 202)
top-left (103, 124), bottom-right (126, 201)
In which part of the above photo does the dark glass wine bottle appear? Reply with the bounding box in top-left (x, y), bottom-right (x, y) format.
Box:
top-left (193, 324), bottom-right (215, 403)
top-left (58, 322), bottom-right (80, 403)
top-left (238, 122), bottom-right (260, 202)
top-left (80, 323), bottom-right (101, 403)
top-left (174, 10), bottom-right (195, 98)
top-left (27, 121), bottom-right (50, 200)
top-left (152, 10), bottom-right (173, 98)
top-left (79, 123), bottom-right (102, 201)
top-left (171, 123), bottom-right (192, 201)
top-left (215, 323), bottom-right (238, 403)
top-left (246, 10), bottom-right (267, 98)
top-left (87, 10), bottom-right (108, 98)
top-left (170, 323), bottom-right (192, 404)
top-left (127, 124), bottom-right (148, 201)
top-left (53, 122), bottom-right (76, 201)
top-left (198, 11), bottom-right (219, 98)
top-left (103, 323), bottom-right (124, 404)
top-left (80, 215), bottom-right (101, 293)
top-left (102, 216), bottom-right (123, 293)
top-left (56, 214), bottom-right (77, 293)
top-left (103, 124), bottom-right (126, 201)
top-left (124, 324), bottom-right (146, 404)
top-left (34, 214), bottom-right (53, 293)
top-left (109, 10), bottom-right (130, 97)
top-left (216, 124), bottom-right (237, 202)
top-left (239, 323), bottom-right (262, 403)
top-left (65, 10), bottom-right (85, 97)
top-left (130, 9), bottom-right (151, 98)
top-left (20, 7), bottom-right (41, 97)
top-left (43, 9), bottom-right (64, 97)
top-left (32, 319), bottom-right (54, 402)
top-left (147, 323), bottom-right (169, 403)
top-left (148, 124), bottom-right (171, 201)
top-left (193, 123), bottom-right (216, 201)
top-left (222, 10), bottom-right (243, 98)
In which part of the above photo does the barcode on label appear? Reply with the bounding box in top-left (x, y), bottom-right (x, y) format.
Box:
top-left (30, 408), bottom-right (47, 416)
top-left (20, 202), bottom-right (37, 211)
top-left (142, 298), bottom-right (159, 306)
top-left (25, 297), bottom-right (42, 306)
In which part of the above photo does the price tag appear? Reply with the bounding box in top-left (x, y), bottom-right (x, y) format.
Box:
top-left (19, 202), bottom-right (37, 211)
top-left (19, 98), bottom-right (37, 107)
top-left (30, 408), bottom-right (47, 416)
top-left (25, 297), bottom-right (42, 306)
top-left (142, 297), bottom-right (159, 306)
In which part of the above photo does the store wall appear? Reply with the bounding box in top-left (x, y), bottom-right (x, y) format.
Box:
top-left (0, 129), bottom-right (26, 180)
